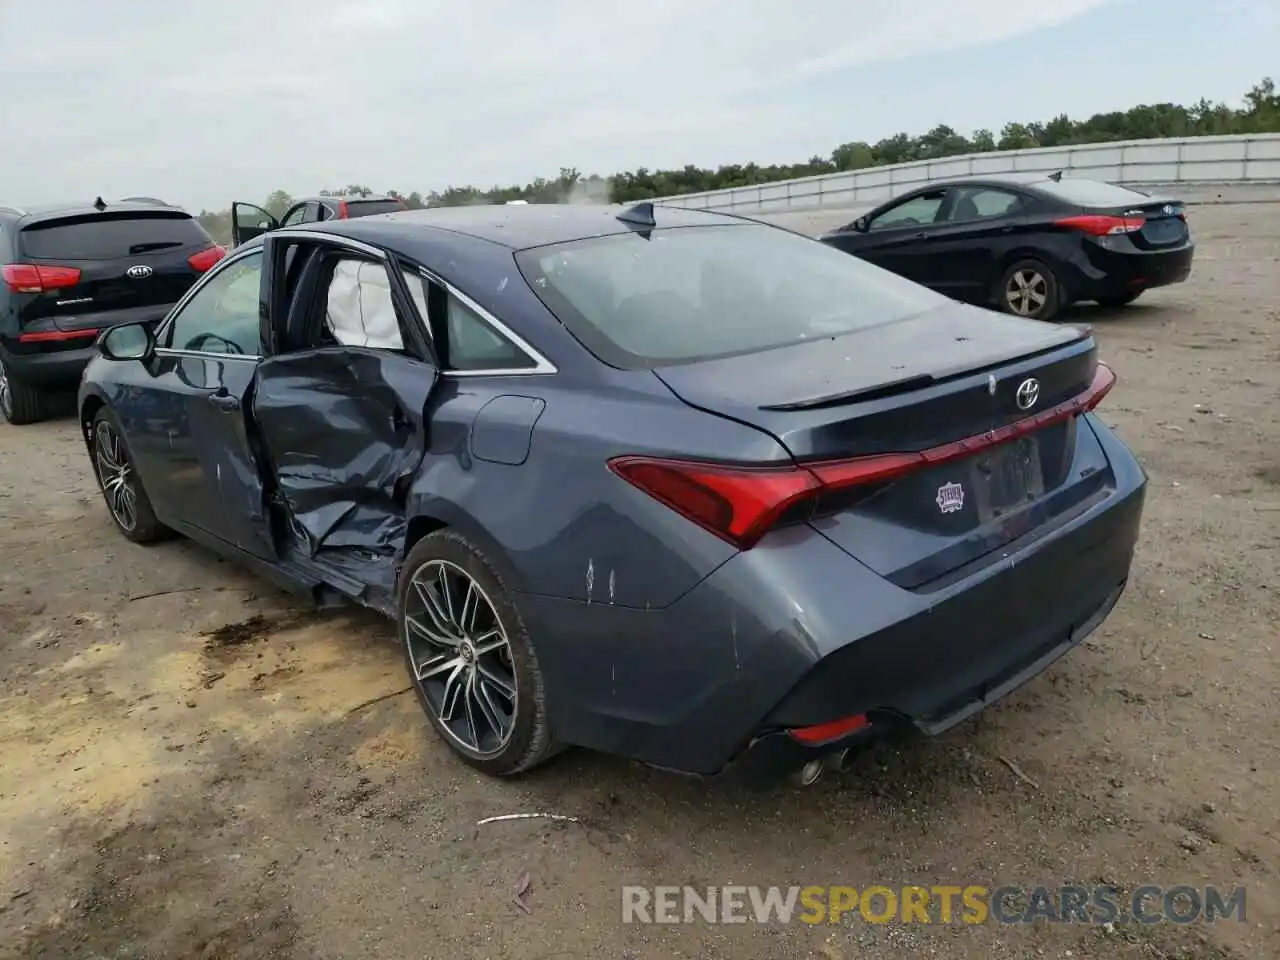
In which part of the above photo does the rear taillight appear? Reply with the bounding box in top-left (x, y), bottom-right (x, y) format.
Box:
top-left (1, 263), bottom-right (82, 293)
top-left (188, 245), bottom-right (227, 272)
top-left (337, 200), bottom-right (350, 219)
top-left (609, 364), bottom-right (1118, 549)
top-left (1055, 214), bottom-right (1145, 236)
top-left (18, 328), bottom-right (99, 343)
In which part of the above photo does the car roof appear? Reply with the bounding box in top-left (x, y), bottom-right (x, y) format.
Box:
top-left (306, 202), bottom-right (749, 250)
top-left (299, 194), bottom-right (399, 204)
top-left (0, 200), bottom-right (189, 224)
top-left (907, 173), bottom-right (1063, 193)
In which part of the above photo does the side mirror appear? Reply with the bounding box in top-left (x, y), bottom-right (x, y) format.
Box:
top-left (854, 217), bottom-right (869, 233)
top-left (99, 322), bottom-right (154, 361)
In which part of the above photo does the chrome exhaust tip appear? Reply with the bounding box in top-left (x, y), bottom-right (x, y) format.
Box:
top-left (797, 758), bottom-right (825, 786)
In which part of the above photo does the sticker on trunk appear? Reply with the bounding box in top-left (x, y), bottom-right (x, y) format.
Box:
top-left (936, 481), bottom-right (965, 514)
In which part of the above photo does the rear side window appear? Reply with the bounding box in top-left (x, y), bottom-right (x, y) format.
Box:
top-left (516, 223), bottom-right (948, 369)
top-left (1034, 178), bottom-right (1153, 207)
top-left (343, 200), bottom-right (405, 218)
top-left (19, 213), bottom-right (212, 260)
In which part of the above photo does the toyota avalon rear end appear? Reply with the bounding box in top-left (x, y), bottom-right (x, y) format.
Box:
top-left (512, 215), bottom-right (1147, 785)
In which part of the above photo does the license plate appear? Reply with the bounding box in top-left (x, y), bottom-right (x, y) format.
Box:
top-left (971, 438), bottom-right (1044, 522)
top-left (1142, 219), bottom-right (1185, 244)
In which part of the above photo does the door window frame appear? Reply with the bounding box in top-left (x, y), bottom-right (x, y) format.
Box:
top-left (403, 259), bottom-right (557, 377)
top-left (153, 246), bottom-right (266, 362)
top-left (866, 189), bottom-right (948, 232)
top-left (262, 229), bottom-right (434, 364)
top-left (263, 227), bottom-right (557, 377)
top-left (280, 203), bottom-right (311, 227)
top-left (940, 185), bottom-right (1027, 223)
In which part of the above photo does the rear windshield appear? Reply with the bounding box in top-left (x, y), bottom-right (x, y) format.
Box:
top-left (344, 200), bottom-right (405, 218)
top-left (1034, 178), bottom-right (1154, 207)
top-left (19, 212), bottom-right (211, 260)
top-left (515, 223), bottom-right (948, 368)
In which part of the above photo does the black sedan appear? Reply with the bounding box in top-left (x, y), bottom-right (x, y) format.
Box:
top-left (819, 175), bottom-right (1194, 322)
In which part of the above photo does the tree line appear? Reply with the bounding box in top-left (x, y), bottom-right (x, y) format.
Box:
top-left (197, 78), bottom-right (1279, 243)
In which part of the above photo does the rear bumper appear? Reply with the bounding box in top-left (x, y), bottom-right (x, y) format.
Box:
top-left (520, 415), bottom-right (1148, 782)
top-left (0, 339), bottom-right (98, 387)
top-left (1067, 240), bottom-right (1194, 301)
top-left (721, 583), bottom-right (1127, 787)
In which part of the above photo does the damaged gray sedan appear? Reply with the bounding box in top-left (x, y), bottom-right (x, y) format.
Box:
top-left (78, 204), bottom-right (1145, 786)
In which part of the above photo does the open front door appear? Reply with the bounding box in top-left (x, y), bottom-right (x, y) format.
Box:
top-left (231, 202), bottom-right (279, 248)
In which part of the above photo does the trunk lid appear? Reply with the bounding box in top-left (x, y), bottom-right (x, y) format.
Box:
top-left (15, 211), bottom-right (214, 335)
top-left (654, 302), bottom-right (1109, 587)
top-left (1101, 196), bottom-right (1189, 250)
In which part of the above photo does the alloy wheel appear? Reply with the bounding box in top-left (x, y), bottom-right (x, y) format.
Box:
top-left (94, 421), bottom-right (138, 532)
top-left (1005, 268), bottom-right (1049, 317)
top-left (404, 559), bottom-right (518, 756)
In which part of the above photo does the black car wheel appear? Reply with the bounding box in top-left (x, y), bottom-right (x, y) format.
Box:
top-left (998, 259), bottom-right (1062, 322)
top-left (92, 410), bottom-right (167, 543)
top-left (398, 529), bottom-right (558, 776)
top-left (1096, 291), bottom-right (1142, 308)
top-left (0, 361), bottom-right (54, 425)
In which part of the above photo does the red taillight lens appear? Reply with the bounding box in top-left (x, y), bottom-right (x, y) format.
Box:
top-left (608, 457), bottom-right (820, 548)
top-left (337, 200), bottom-right (350, 219)
top-left (187, 245), bottom-right (227, 273)
top-left (18, 328), bottom-right (99, 343)
top-left (1055, 214), bottom-right (1145, 236)
top-left (610, 364), bottom-right (1117, 549)
top-left (1, 263), bottom-right (82, 293)
top-left (788, 714), bottom-right (870, 745)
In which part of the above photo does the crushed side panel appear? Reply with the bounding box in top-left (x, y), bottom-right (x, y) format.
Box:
top-left (250, 347), bottom-right (437, 568)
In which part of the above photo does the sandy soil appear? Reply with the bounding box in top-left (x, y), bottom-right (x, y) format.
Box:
top-left (1, 203), bottom-right (1277, 959)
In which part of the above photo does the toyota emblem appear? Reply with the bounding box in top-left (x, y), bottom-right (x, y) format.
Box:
top-left (1015, 378), bottom-right (1040, 411)
top-left (125, 265), bottom-right (153, 279)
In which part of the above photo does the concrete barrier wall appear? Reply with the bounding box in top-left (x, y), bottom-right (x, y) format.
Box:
top-left (650, 134), bottom-right (1280, 217)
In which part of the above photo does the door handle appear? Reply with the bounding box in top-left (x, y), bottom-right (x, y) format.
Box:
top-left (911, 232), bottom-right (929, 240)
top-left (207, 390), bottom-right (240, 411)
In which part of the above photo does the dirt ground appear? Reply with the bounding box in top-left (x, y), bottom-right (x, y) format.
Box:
top-left (1, 202), bottom-right (1277, 960)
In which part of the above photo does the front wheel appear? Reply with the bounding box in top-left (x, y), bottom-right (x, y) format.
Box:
top-left (92, 409), bottom-right (167, 543)
top-left (997, 259), bottom-right (1062, 322)
top-left (398, 530), bottom-right (558, 776)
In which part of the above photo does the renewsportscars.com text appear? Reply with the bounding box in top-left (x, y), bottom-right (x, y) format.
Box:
top-left (621, 884), bottom-right (1246, 926)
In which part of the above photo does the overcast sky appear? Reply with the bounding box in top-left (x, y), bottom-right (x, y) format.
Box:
top-left (0, 0), bottom-right (1275, 212)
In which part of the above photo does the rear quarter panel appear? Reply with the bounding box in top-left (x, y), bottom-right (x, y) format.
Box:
top-left (405, 366), bottom-right (787, 610)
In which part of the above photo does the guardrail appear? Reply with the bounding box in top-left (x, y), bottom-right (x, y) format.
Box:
top-left (651, 133), bottom-right (1280, 214)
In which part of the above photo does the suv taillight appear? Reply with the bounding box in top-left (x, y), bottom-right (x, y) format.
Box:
top-left (1, 263), bottom-right (82, 293)
top-left (187, 245), bottom-right (227, 272)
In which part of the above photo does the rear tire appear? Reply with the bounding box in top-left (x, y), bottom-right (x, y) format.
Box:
top-left (0, 361), bottom-right (55, 425)
top-left (997, 259), bottom-right (1062, 322)
top-left (398, 530), bottom-right (558, 777)
top-left (91, 408), bottom-right (168, 543)
top-left (1095, 291), bottom-right (1142, 308)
